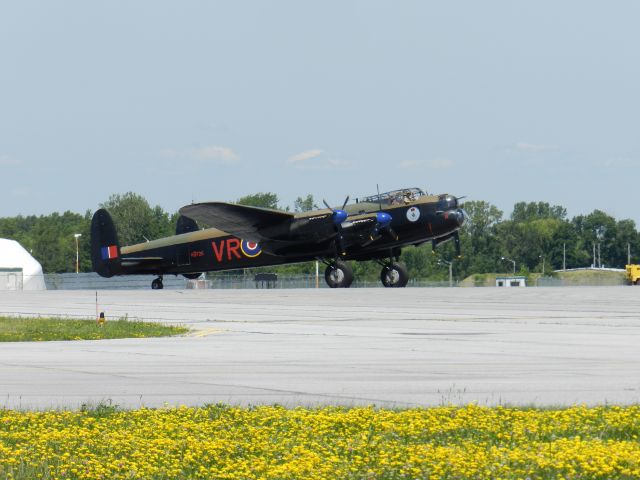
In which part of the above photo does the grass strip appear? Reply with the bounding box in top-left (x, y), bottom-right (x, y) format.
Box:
top-left (0, 316), bottom-right (188, 341)
top-left (0, 404), bottom-right (639, 479)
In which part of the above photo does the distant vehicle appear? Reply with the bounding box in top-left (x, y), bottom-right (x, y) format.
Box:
top-left (626, 265), bottom-right (640, 285)
top-left (91, 187), bottom-right (468, 289)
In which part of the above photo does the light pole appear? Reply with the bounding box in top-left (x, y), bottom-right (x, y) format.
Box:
top-left (539, 255), bottom-right (545, 276)
top-left (74, 233), bottom-right (82, 274)
top-left (500, 256), bottom-right (516, 275)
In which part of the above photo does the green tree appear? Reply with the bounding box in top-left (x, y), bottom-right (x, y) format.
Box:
top-left (493, 201), bottom-right (582, 273)
top-left (458, 200), bottom-right (503, 274)
top-left (496, 217), bottom-right (565, 272)
top-left (294, 194), bottom-right (318, 212)
top-left (100, 192), bottom-right (173, 246)
top-left (17, 211), bottom-right (90, 273)
top-left (511, 201), bottom-right (567, 223)
top-left (236, 192), bottom-right (281, 210)
top-left (35, 212), bottom-right (86, 272)
top-left (572, 210), bottom-right (618, 267)
top-left (612, 219), bottom-right (638, 267)
top-left (463, 201), bottom-right (503, 248)
top-left (548, 220), bottom-right (584, 270)
top-left (402, 243), bottom-right (445, 280)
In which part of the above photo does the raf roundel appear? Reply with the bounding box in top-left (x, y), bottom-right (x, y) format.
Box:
top-left (241, 240), bottom-right (262, 258)
top-left (406, 206), bottom-right (421, 222)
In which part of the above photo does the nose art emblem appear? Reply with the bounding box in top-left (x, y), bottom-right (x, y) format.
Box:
top-left (406, 207), bottom-right (420, 222)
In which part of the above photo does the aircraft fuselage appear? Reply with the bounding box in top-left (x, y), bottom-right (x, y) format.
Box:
top-left (91, 188), bottom-right (467, 288)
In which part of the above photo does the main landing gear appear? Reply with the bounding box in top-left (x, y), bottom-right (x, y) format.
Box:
top-left (151, 276), bottom-right (164, 290)
top-left (378, 259), bottom-right (409, 288)
top-left (324, 260), bottom-right (354, 288)
top-left (322, 258), bottom-right (410, 288)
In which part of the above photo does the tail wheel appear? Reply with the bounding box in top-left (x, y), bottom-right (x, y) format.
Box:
top-left (151, 277), bottom-right (164, 290)
top-left (635, 279), bottom-right (640, 286)
top-left (381, 262), bottom-right (409, 288)
top-left (325, 260), bottom-right (354, 288)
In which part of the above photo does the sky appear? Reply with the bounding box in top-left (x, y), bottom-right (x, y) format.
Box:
top-left (1, 1), bottom-right (639, 224)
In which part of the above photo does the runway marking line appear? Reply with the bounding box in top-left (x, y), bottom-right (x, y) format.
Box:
top-left (190, 327), bottom-right (226, 338)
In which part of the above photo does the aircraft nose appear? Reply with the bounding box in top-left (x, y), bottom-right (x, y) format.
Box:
top-left (443, 209), bottom-right (467, 227)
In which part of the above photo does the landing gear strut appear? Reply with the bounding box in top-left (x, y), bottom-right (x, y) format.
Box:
top-left (324, 260), bottom-right (354, 288)
top-left (379, 261), bottom-right (409, 288)
top-left (151, 276), bottom-right (164, 290)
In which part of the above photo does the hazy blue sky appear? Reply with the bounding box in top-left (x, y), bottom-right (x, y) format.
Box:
top-left (1, 1), bottom-right (639, 224)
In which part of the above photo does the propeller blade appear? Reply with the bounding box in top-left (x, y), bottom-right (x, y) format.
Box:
top-left (323, 197), bottom-right (350, 255)
top-left (323, 198), bottom-right (348, 226)
top-left (461, 208), bottom-right (471, 227)
top-left (385, 227), bottom-right (399, 241)
top-left (367, 232), bottom-right (381, 244)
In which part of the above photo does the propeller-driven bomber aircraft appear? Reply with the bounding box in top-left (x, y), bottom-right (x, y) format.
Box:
top-left (91, 187), bottom-right (468, 289)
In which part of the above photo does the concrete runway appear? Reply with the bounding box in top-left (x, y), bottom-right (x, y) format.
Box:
top-left (0, 287), bottom-right (639, 409)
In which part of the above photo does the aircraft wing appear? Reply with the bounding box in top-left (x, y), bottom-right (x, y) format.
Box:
top-left (179, 202), bottom-right (294, 242)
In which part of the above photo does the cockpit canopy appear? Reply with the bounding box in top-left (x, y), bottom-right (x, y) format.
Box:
top-left (359, 187), bottom-right (426, 206)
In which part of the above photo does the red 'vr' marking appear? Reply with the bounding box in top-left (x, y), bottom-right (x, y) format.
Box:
top-left (211, 239), bottom-right (243, 262)
top-left (212, 241), bottom-right (225, 262)
top-left (226, 238), bottom-right (241, 260)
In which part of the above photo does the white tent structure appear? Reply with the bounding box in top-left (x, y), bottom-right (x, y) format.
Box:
top-left (0, 239), bottom-right (46, 291)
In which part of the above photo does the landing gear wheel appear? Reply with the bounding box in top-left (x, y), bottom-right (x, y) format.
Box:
top-left (380, 262), bottom-right (409, 288)
top-left (325, 260), bottom-right (354, 288)
top-left (151, 277), bottom-right (164, 290)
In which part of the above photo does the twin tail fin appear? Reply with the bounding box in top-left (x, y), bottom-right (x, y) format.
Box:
top-left (91, 209), bottom-right (122, 278)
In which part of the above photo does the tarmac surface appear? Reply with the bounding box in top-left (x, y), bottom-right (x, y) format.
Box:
top-left (0, 286), bottom-right (639, 409)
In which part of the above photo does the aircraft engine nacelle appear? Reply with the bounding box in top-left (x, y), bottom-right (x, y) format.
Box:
top-left (441, 208), bottom-right (468, 228)
top-left (340, 212), bottom-right (396, 246)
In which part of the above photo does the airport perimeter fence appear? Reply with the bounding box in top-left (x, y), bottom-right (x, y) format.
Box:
top-left (534, 276), bottom-right (626, 287)
top-left (2, 272), bottom-right (630, 291)
top-left (30, 273), bottom-right (454, 290)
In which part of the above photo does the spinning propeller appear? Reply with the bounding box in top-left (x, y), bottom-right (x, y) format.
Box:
top-left (370, 212), bottom-right (398, 242)
top-left (323, 196), bottom-right (349, 225)
top-left (323, 196), bottom-right (350, 255)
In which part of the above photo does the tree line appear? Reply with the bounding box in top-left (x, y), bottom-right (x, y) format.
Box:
top-left (0, 192), bottom-right (638, 280)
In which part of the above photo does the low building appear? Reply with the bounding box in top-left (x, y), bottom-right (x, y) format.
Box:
top-left (495, 276), bottom-right (526, 288)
